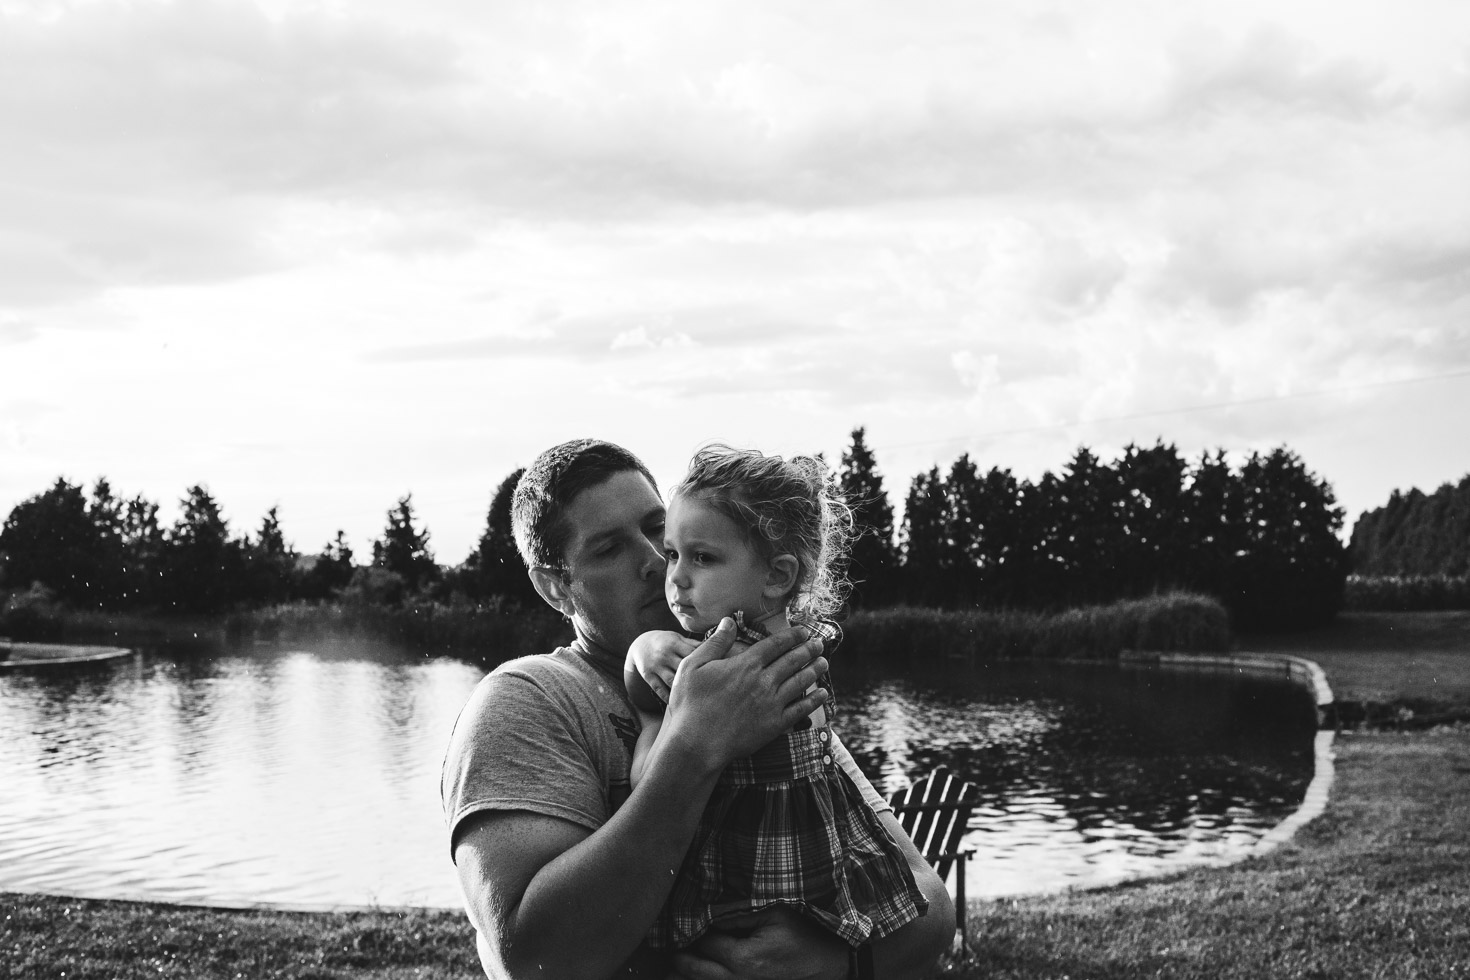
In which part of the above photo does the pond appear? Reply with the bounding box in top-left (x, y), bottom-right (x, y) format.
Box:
top-left (0, 642), bottom-right (1319, 909)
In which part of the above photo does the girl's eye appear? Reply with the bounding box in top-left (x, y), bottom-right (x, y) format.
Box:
top-left (695, 551), bottom-right (714, 564)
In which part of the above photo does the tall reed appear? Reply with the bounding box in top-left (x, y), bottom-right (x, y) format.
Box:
top-left (840, 591), bottom-right (1231, 666)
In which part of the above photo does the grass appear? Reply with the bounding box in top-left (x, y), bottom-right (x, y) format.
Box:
top-left (1238, 610), bottom-right (1470, 726)
top-left (5, 609), bottom-right (1470, 978)
top-left (0, 899), bottom-right (479, 979)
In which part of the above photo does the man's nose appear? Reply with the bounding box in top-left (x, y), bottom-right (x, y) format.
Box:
top-left (639, 538), bottom-right (664, 579)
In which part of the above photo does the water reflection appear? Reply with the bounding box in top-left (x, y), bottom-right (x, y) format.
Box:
top-left (838, 661), bottom-right (1317, 896)
top-left (0, 646), bottom-right (482, 907)
top-left (0, 645), bottom-right (1316, 907)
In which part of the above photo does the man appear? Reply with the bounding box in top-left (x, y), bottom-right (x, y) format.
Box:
top-left (442, 439), bottom-right (955, 978)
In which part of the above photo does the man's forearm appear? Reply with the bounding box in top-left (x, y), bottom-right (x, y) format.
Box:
top-left (869, 810), bottom-right (958, 979)
top-left (487, 733), bottom-right (722, 980)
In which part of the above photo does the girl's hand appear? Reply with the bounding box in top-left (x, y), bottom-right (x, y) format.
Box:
top-left (625, 630), bottom-right (699, 706)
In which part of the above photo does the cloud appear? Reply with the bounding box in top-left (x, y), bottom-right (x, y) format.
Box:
top-left (0, 0), bottom-right (467, 305)
top-left (363, 304), bottom-right (834, 364)
top-left (0, 315), bottom-right (40, 344)
top-left (1163, 25), bottom-right (1408, 122)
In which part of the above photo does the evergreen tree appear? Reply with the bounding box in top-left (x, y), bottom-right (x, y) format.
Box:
top-left (119, 494), bottom-right (166, 608)
top-left (1053, 447), bottom-right (1123, 604)
top-left (0, 478), bottom-right (102, 606)
top-left (970, 466), bottom-right (1024, 607)
top-left (372, 495), bottom-right (438, 596)
top-left (466, 468), bottom-right (540, 606)
top-left (300, 531), bottom-right (356, 601)
top-left (838, 428), bottom-right (899, 607)
top-left (242, 506), bottom-right (297, 605)
top-left (163, 485), bottom-right (246, 613)
top-left (1114, 441), bottom-right (1189, 595)
top-left (900, 467), bottom-right (948, 605)
top-left (1181, 449), bottom-right (1242, 603)
top-left (941, 454), bottom-right (984, 606)
top-left (1231, 448), bottom-right (1347, 629)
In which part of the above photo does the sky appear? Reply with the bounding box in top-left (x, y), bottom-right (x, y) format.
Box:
top-left (3, 0), bottom-right (1469, 566)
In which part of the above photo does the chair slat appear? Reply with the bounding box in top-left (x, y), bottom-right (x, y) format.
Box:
top-left (889, 768), bottom-right (978, 907)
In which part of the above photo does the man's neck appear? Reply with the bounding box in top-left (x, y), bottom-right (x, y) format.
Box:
top-left (568, 619), bottom-right (622, 666)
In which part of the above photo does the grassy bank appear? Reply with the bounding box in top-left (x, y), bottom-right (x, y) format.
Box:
top-left (0, 898), bottom-right (479, 979)
top-left (945, 725), bottom-right (1470, 978)
top-left (1238, 610), bottom-right (1470, 727)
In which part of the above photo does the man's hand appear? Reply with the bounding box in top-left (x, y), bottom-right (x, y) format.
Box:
top-left (668, 908), bottom-right (847, 980)
top-left (663, 619), bottom-right (829, 768)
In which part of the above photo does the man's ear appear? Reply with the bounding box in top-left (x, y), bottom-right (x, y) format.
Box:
top-left (529, 566), bottom-right (576, 619)
top-left (762, 554), bottom-right (800, 601)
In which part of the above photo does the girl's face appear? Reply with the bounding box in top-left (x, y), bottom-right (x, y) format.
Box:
top-left (662, 493), bottom-right (775, 634)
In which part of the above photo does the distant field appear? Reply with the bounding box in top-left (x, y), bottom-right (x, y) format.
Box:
top-left (1237, 611), bottom-right (1470, 713)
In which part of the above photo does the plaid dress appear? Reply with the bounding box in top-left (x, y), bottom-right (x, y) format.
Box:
top-left (649, 615), bottom-right (929, 949)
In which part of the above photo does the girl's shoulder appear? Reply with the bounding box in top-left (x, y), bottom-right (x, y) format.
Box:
top-left (702, 611), bottom-right (844, 656)
top-left (801, 617), bottom-right (843, 655)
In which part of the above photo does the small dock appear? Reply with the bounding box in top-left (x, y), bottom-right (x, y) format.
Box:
top-left (0, 641), bottom-right (136, 670)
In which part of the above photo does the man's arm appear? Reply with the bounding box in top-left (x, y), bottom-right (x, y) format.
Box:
top-left (453, 624), bottom-right (829, 980)
top-left (871, 808), bottom-right (958, 978)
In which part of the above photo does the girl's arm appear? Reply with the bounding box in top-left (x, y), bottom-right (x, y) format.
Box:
top-left (625, 629), bottom-right (697, 712)
top-left (629, 705), bottom-right (662, 788)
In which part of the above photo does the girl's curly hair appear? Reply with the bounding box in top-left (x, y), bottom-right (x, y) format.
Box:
top-left (671, 444), bottom-right (854, 620)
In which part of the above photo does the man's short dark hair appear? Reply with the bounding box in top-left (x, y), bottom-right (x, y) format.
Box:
top-left (511, 439), bottom-right (659, 571)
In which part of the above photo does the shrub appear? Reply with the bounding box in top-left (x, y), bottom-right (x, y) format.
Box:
top-left (0, 583), bottom-right (65, 641)
top-left (224, 596), bottom-right (569, 665)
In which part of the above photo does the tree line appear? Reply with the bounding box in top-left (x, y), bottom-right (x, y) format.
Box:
top-left (1349, 473), bottom-right (1470, 577)
top-left (838, 429), bottom-right (1347, 630)
top-left (1, 428), bottom-right (1348, 631)
top-left (0, 471), bottom-right (538, 617)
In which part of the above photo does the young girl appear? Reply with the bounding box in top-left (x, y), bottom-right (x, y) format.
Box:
top-left (624, 444), bottom-right (929, 953)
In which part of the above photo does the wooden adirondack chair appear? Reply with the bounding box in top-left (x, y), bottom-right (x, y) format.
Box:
top-left (889, 768), bottom-right (979, 952)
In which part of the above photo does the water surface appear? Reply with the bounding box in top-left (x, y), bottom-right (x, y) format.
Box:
top-left (0, 643), bottom-right (1317, 907)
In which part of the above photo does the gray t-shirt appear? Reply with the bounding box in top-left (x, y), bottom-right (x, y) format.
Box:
top-left (440, 643), bottom-right (890, 974)
top-left (443, 645), bottom-right (640, 844)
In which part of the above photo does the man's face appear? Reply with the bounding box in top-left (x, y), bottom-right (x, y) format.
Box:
top-left (558, 469), bottom-right (681, 656)
top-left (663, 493), bottom-right (772, 634)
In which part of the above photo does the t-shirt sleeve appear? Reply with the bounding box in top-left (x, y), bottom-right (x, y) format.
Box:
top-left (441, 662), bottom-right (610, 856)
top-left (830, 733), bottom-right (891, 814)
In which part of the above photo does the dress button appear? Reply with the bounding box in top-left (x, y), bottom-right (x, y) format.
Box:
top-left (819, 729), bottom-right (829, 741)
top-left (822, 754), bottom-right (833, 766)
